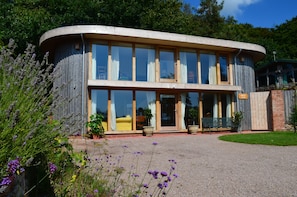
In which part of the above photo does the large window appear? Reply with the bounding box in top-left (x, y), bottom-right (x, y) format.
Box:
top-left (111, 44), bottom-right (132, 81)
top-left (136, 91), bottom-right (156, 129)
top-left (110, 90), bottom-right (133, 131)
top-left (219, 55), bottom-right (228, 82)
top-left (136, 46), bottom-right (156, 82)
top-left (91, 90), bottom-right (108, 131)
top-left (201, 53), bottom-right (217, 84)
top-left (181, 92), bottom-right (199, 129)
top-left (160, 49), bottom-right (175, 80)
top-left (202, 93), bottom-right (218, 118)
top-left (92, 43), bottom-right (108, 80)
top-left (180, 51), bottom-right (198, 83)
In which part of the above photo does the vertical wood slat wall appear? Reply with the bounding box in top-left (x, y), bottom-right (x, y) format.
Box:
top-left (234, 55), bottom-right (255, 131)
top-left (53, 42), bottom-right (85, 135)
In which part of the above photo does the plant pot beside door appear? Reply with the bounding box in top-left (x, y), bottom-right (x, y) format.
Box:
top-left (188, 108), bottom-right (199, 134)
top-left (143, 108), bottom-right (154, 137)
top-left (231, 111), bottom-right (243, 132)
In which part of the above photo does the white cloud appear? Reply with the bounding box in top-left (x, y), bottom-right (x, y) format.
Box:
top-left (217, 0), bottom-right (261, 17)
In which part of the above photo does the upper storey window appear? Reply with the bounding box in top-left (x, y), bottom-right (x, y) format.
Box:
top-left (201, 53), bottom-right (217, 84)
top-left (92, 43), bottom-right (108, 80)
top-left (136, 46), bottom-right (156, 82)
top-left (111, 43), bottom-right (132, 81)
top-left (220, 55), bottom-right (229, 82)
top-left (160, 49), bottom-right (175, 80)
top-left (180, 51), bottom-right (198, 84)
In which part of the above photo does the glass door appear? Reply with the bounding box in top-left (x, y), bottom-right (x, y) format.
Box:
top-left (160, 94), bottom-right (177, 130)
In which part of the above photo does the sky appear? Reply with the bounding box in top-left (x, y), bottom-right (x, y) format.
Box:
top-left (184, 0), bottom-right (297, 28)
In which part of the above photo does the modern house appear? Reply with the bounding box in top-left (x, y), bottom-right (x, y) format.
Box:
top-left (256, 59), bottom-right (297, 91)
top-left (39, 25), bottom-right (266, 135)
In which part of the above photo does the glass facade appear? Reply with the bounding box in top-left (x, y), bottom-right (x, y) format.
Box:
top-left (219, 55), bottom-right (228, 82)
top-left (92, 44), bottom-right (108, 80)
top-left (136, 91), bottom-right (156, 129)
top-left (90, 43), bottom-right (236, 132)
top-left (91, 89), bottom-right (108, 131)
top-left (201, 53), bottom-right (217, 84)
top-left (111, 90), bottom-right (133, 131)
top-left (111, 44), bottom-right (132, 81)
top-left (160, 49), bottom-right (175, 79)
top-left (182, 92), bottom-right (199, 129)
top-left (180, 51), bottom-right (198, 83)
top-left (135, 46), bottom-right (155, 82)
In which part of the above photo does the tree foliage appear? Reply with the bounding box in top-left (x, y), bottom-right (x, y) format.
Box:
top-left (0, 0), bottom-right (296, 68)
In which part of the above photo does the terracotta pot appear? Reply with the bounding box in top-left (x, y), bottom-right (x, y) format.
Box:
top-left (92, 135), bottom-right (100, 139)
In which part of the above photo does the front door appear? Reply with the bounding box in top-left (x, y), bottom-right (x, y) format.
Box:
top-left (160, 94), bottom-right (177, 130)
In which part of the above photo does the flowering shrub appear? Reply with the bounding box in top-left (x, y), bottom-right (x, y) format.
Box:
top-left (0, 40), bottom-right (73, 195)
top-left (64, 141), bottom-right (179, 197)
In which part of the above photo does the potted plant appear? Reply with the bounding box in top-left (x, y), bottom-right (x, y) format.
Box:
top-left (188, 108), bottom-right (199, 134)
top-left (143, 108), bottom-right (154, 137)
top-left (231, 111), bottom-right (243, 132)
top-left (86, 113), bottom-right (105, 139)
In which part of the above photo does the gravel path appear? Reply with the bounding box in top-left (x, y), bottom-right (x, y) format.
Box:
top-left (71, 133), bottom-right (297, 197)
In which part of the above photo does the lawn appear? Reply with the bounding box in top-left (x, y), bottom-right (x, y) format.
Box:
top-left (219, 131), bottom-right (297, 146)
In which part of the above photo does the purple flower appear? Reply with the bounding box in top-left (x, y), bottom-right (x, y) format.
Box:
top-left (0, 177), bottom-right (12, 186)
top-left (163, 181), bottom-right (168, 188)
top-left (152, 170), bottom-right (159, 179)
top-left (173, 173), bottom-right (178, 178)
top-left (143, 183), bottom-right (149, 188)
top-left (148, 170), bottom-right (153, 175)
top-left (94, 189), bottom-right (98, 193)
top-left (7, 158), bottom-right (23, 174)
top-left (157, 183), bottom-right (163, 189)
top-left (160, 171), bottom-right (168, 177)
top-left (132, 173), bottom-right (139, 177)
top-left (167, 176), bottom-right (172, 182)
top-left (152, 142), bottom-right (158, 145)
top-left (49, 162), bottom-right (57, 174)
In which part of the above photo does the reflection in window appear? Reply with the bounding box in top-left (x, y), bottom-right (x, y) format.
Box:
top-left (111, 44), bottom-right (132, 81)
top-left (202, 93), bottom-right (218, 118)
top-left (221, 94), bottom-right (231, 118)
top-left (160, 50), bottom-right (175, 79)
top-left (91, 90), bottom-right (108, 131)
top-left (181, 92), bottom-right (199, 129)
top-left (201, 53), bottom-right (216, 84)
top-left (220, 56), bottom-right (228, 82)
top-left (92, 44), bottom-right (108, 80)
top-left (180, 51), bottom-right (198, 84)
top-left (111, 90), bottom-right (133, 131)
top-left (136, 91), bottom-right (156, 129)
top-left (136, 47), bottom-right (155, 82)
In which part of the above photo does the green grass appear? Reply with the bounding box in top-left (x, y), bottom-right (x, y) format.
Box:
top-left (219, 131), bottom-right (297, 146)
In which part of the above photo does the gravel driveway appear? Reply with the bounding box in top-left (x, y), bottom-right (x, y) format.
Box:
top-left (71, 133), bottom-right (297, 197)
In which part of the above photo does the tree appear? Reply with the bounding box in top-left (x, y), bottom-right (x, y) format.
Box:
top-left (194, 0), bottom-right (225, 37)
top-left (272, 17), bottom-right (297, 60)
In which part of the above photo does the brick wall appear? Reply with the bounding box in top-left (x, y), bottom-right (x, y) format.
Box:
top-left (270, 90), bottom-right (286, 131)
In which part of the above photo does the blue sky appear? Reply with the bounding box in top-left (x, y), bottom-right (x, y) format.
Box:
top-left (184, 0), bottom-right (297, 28)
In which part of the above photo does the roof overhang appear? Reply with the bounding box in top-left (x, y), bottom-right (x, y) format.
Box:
top-left (40, 25), bottom-right (266, 62)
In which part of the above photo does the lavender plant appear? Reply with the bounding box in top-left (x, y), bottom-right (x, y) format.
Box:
top-left (0, 39), bottom-right (73, 195)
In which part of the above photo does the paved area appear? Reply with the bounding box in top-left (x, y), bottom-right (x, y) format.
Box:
top-left (70, 133), bottom-right (297, 197)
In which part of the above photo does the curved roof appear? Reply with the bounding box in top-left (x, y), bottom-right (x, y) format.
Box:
top-left (40, 25), bottom-right (266, 61)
